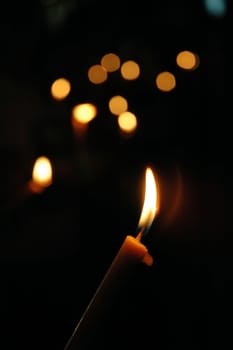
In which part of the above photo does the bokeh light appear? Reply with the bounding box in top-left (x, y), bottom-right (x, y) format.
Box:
top-left (72, 103), bottom-right (97, 124)
top-left (108, 95), bottom-right (128, 115)
top-left (88, 64), bottom-right (108, 84)
top-left (101, 53), bottom-right (121, 72)
top-left (155, 71), bottom-right (176, 92)
top-left (120, 60), bottom-right (140, 80)
top-left (32, 156), bottom-right (53, 189)
top-left (176, 50), bottom-right (200, 70)
top-left (50, 77), bottom-right (71, 100)
top-left (204, 0), bottom-right (227, 17)
top-left (118, 111), bottom-right (137, 133)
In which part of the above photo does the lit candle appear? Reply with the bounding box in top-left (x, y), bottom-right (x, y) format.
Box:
top-left (3, 156), bottom-right (53, 213)
top-left (71, 103), bottom-right (97, 141)
top-left (28, 155), bottom-right (53, 194)
top-left (64, 166), bottom-right (159, 350)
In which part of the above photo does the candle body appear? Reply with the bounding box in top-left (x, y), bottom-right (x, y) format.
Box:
top-left (64, 235), bottom-right (153, 350)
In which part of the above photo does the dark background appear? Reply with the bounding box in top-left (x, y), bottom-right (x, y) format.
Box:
top-left (0, 1), bottom-right (228, 349)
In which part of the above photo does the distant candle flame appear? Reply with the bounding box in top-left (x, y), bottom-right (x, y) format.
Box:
top-left (137, 167), bottom-right (159, 237)
top-left (32, 156), bottom-right (53, 189)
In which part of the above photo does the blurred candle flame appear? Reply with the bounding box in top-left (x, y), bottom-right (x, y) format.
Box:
top-left (137, 167), bottom-right (159, 237)
top-left (31, 156), bottom-right (53, 190)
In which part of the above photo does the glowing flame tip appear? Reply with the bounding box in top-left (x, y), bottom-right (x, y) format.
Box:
top-left (137, 167), bottom-right (158, 237)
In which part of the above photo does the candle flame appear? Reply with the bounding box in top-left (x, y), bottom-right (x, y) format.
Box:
top-left (32, 156), bottom-right (53, 188)
top-left (137, 167), bottom-right (158, 237)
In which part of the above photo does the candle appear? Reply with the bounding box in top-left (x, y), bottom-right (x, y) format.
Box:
top-left (71, 103), bottom-right (97, 141)
top-left (28, 155), bottom-right (53, 194)
top-left (2, 156), bottom-right (53, 213)
top-left (64, 166), bottom-right (159, 350)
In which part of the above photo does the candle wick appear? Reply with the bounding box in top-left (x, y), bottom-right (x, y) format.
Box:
top-left (136, 224), bottom-right (151, 241)
top-left (136, 229), bottom-right (143, 241)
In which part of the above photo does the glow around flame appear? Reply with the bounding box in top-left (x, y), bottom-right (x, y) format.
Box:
top-left (137, 167), bottom-right (158, 236)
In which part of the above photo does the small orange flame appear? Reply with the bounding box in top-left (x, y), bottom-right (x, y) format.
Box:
top-left (31, 156), bottom-right (53, 190)
top-left (137, 167), bottom-right (159, 237)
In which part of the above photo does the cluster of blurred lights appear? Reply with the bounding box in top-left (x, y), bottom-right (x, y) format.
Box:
top-left (156, 50), bottom-right (199, 92)
top-left (87, 53), bottom-right (140, 134)
top-left (44, 49), bottom-right (200, 186)
top-left (108, 95), bottom-right (137, 134)
top-left (50, 49), bottom-right (199, 125)
top-left (87, 53), bottom-right (140, 84)
top-left (47, 50), bottom-right (200, 159)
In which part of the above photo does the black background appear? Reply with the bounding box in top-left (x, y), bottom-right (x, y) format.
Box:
top-left (0, 1), bottom-right (228, 349)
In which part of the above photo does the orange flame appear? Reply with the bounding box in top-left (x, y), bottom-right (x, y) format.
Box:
top-left (30, 156), bottom-right (53, 192)
top-left (137, 167), bottom-right (159, 237)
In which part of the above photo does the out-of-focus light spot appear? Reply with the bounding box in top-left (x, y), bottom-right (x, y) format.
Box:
top-left (101, 53), bottom-right (121, 72)
top-left (204, 0), bottom-right (226, 17)
top-left (108, 95), bottom-right (128, 115)
top-left (120, 60), bottom-right (140, 80)
top-left (88, 64), bottom-right (107, 84)
top-left (155, 71), bottom-right (176, 92)
top-left (50, 77), bottom-right (71, 100)
top-left (72, 103), bottom-right (97, 124)
top-left (118, 111), bottom-right (137, 133)
top-left (176, 50), bottom-right (200, 70)
top-left (31, 156), bottom-right (53, 190)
